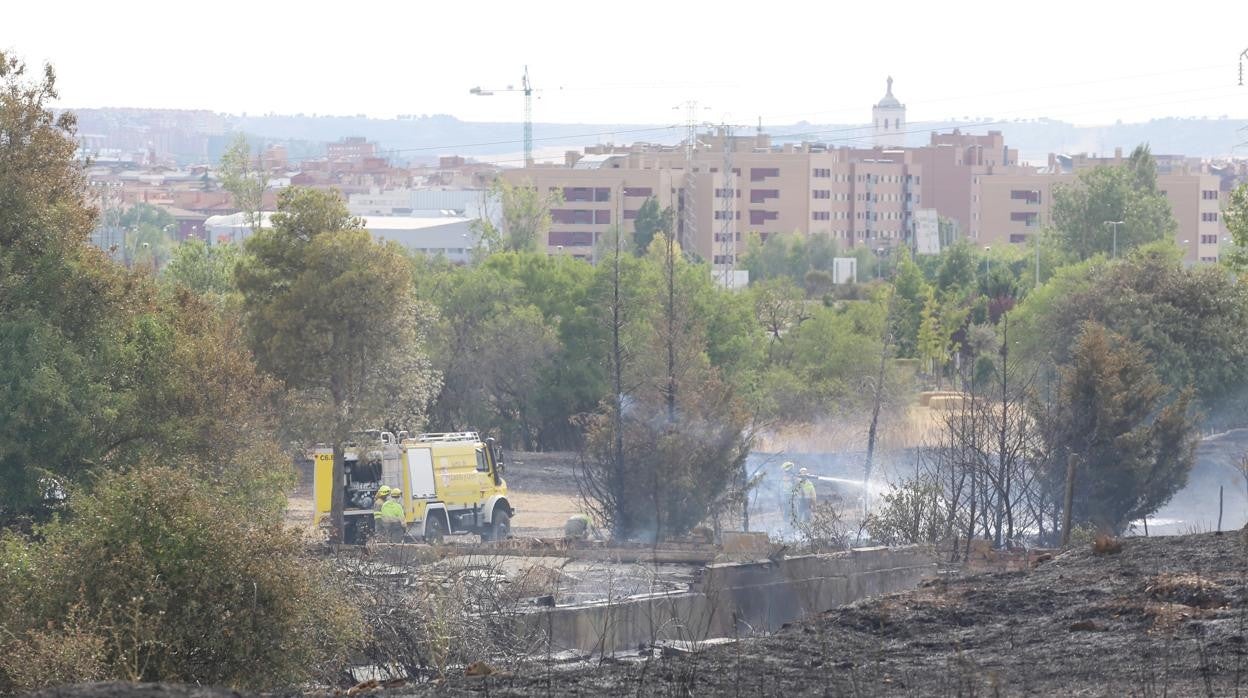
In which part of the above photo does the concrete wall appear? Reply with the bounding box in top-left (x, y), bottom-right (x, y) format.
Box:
top-left (516, 546), bottom-right (936, 655)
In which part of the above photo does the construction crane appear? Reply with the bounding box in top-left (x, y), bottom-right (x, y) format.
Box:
top-left (470, 66), bottom-right (535, 167)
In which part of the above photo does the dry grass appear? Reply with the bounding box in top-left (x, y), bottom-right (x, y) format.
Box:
top-left (1144, 573), bottom-right (1229, 609)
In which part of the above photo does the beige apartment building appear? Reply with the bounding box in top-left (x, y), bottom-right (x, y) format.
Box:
top-left (972, 151), bottom-right (1228, 263)
top-left (503, 129), bottom-right (922, 266)
top-left (499, 78), bottom-right (1234, 267)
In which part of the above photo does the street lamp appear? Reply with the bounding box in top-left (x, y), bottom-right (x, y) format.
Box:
top-left (1104, 220), bottom-right (1124, 258)
top-left (984, 246), bottom-right (991, 278)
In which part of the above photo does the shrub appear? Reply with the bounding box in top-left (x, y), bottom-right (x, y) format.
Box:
top-left (863, 476), bottom-right (948, 546)
top-left (0, 467), bottom-right (363, 692)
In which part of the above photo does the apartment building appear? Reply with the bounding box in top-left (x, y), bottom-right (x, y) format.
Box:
top-left (973, 166), bottom-right (1227, 263)
top-left (496, 77), bottom-right (1236, 267)
top-left (502, 154), bottom-right (677, 261)
top-left (502, 130), bottom-right (922, 266)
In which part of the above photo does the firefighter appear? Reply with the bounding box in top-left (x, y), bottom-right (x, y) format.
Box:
top-left (377, 488), bottom-right (405, 543)
top-left (373, 485), bottom-right (391, 513)
top-left (795, 468), bottom-right (817, 525)
top-left (368, 485), bottom-right (391, 543)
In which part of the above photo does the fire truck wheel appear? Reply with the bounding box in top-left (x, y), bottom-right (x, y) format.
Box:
top-left (487, 509), bottom-right (511, 542)
top-left (424, 512), bottom-right (448, 544)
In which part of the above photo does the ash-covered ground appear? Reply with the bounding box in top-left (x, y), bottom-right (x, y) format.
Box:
top-left (414, 531), bottom-right (1248, 696)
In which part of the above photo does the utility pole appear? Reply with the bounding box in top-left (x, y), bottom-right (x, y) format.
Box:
top-left (522, 66), bottom-right (533, 167)
top-left (716, 123), bottom-right (737, 288)
top-left (674, 100), bottom-right (707, 254)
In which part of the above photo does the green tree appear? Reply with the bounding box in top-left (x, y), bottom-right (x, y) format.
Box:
top-left (740, 231), bottom-right (842, 286)
top-left (1050, 146), bottom-right (1176, 260)
top-left (0, 52), bottom-right (287, 523)
top-left (890, 246), bottom-right (929, 357)
top-left (935, 239), bottom-right (976, 296)
top-left (236, 188), bottom-right (440, 539)
top-left (162, 238), bottom-right (242, 300)
top-left (1012, 243), bottom-right (1248, 427)
top-left (1038, 322), bottom-right (1197, 534)
top-left (1223, 182), bottom-right (1248, 272)
top-left (473, 177), bottom-right (562, 253)
top-left (632, 196), bottom-right (674, 254)
top-left (219, 133), bottom-right (267, 231)
top-left (916, 287), bottom-right (946, 376)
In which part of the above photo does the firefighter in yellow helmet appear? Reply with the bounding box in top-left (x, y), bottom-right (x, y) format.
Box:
top-left (376, 487), bottom-right (405, 543)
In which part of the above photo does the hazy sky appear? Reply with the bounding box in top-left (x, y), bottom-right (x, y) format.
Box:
top-left (8, 0), bottom-right (1248, 130)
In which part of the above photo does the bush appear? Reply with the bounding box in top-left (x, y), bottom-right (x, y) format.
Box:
top-left (864, 476), bottom-right (949, 546)
top-left (0, 467), bottom-right (363, 692)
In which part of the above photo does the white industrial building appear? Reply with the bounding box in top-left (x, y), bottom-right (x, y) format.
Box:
top-left (204, 212), bottom-right (477, 264)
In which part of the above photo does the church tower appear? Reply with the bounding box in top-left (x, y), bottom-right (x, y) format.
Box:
top-left (872, 76), bottom-right (906, 148)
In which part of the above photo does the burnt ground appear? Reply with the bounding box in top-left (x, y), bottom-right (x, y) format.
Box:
top-left (413, 531), bottom-right (1248, 696)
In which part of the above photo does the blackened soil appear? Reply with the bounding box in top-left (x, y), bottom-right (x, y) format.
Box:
top-left (417, 531), bottom-right (1248, 696)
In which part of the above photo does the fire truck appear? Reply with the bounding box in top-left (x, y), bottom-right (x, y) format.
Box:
top-left (312, 431), bottom-right (512, 545)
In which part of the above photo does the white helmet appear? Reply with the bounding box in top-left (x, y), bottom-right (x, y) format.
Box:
top-left (798, 467), bottom-right (810, 477)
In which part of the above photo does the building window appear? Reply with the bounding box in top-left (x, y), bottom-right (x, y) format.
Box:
top-left (562, 187), bottom-right (593, 202)
top-left (1203, 190), bottom-right (1219, 200)
top-left (714, 188), bottom-right (740, 198)
top-left (1010, 212), bottom-right (1039, 227)
top-left (812, 189), bottom-right (830, 199)
top-left (750, 189), bottom-right (780, 203)
top-left (1202, 212), bottom-right (1220, 222)
top-left (595, 210), bottom-right (611, 224)
top-left (712, 254), bottom-right (735, 265)
top-left (623, 209), bottom-right (638, 220)
top-left (1010, 190), bottom-right (1041, 204)
top-left (551, 209), bottom-right (594, 225)
top-left (549, 231), bottom-right (593, 246)
top-left (1009, 233), bottom-right (1027, 243)
top-left (812, 211), bottom-right (830, 221)
top-left (813, 168), bottom-right (831, 178)
top-left (623, 187), bottom-right (652, 197)
top-left (749, 210), bottom-right (779, 225)
top-left (750, 167), bottom-right (780, 182)
top-left (1201, 234), bottom-right (1219, 244)
top-left (594, 188), bottom-right (610, 202)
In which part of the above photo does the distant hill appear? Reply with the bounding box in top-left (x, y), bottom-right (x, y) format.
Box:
top-left (68, 108), bottom-right (1248, 167)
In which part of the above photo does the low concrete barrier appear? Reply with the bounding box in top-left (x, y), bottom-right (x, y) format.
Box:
top-left (517, 546), bottom-right (937, 654)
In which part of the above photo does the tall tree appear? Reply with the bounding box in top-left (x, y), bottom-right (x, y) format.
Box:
top-left (1038, 322), bottom-right (1197, 534)
top-left (236, 188), bottom-right (439, 539)
top-left (0, 51), bottom-right (289, 522)
top-left (1051, 145), bottom-right (1176, 260)
top-left (473, 177), bottom-right (562, 253)
top-left (219, 133), bottom-right (267, 232)
top-left (632, 196), bottom-right (674, 255)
